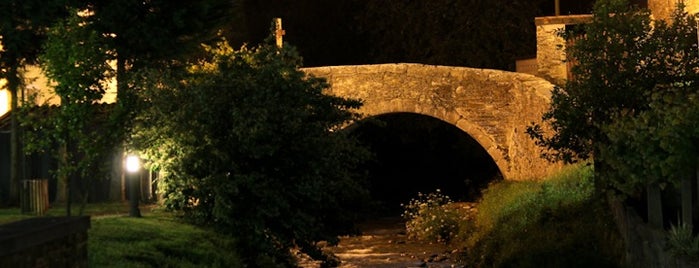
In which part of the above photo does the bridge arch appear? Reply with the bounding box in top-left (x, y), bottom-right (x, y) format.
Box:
top-left (303, 63), bottom-right (559, 180)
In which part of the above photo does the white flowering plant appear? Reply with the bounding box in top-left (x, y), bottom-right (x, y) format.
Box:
top-left (402, 189), bottom-right (463, 243)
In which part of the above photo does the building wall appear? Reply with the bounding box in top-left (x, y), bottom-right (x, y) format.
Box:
top-left (0, 89), bottom-right (7, 117)
top-left (0, 63), bottom-right (118, 118)
top-left (515, 58), bottom-right (538, 76)
top-left (535, 15), bottom-right (592, 86)
top-left (649, 0), bottom-right (699, 20)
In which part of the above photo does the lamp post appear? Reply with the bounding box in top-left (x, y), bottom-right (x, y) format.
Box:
top-left (125, 155), bottom-right (141, 217)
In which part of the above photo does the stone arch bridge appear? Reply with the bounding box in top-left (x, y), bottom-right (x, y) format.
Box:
top-left (303, 63), bottom-right (559, 181)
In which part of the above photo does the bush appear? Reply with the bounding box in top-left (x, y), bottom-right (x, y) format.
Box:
top-left (402, 190), bottom-right (470, 243)
top-left (667, 223), bottom-right (699, 261)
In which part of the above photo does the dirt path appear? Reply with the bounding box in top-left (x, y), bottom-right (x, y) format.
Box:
top-left (300, 218), bottom-right (462, 268)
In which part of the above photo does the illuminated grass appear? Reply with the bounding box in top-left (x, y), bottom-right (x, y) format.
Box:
top-left (0, 204), bottom-right (241, 267)
top-left (461, 164), bottom-right (623, 268)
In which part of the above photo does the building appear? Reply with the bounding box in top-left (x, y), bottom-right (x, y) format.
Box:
top-left (520, 0), bottom-right (699, 83)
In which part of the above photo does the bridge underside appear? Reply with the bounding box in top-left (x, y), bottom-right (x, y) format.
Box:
top-left (349, 113), bottom-right (501, 214)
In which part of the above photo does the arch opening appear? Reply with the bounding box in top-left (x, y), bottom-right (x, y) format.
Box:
top-left (348, 112), bottom-right (503, 216)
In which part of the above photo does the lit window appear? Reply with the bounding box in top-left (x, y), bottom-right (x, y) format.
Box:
top-left (0, 89), bottom-right (9, 116)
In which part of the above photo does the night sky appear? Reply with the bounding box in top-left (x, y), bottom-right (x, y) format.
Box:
top-left (225, 0), bottom-right (627, 69)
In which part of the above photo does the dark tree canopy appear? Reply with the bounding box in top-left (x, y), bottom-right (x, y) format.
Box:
top-left (89, 0), bottom-right (232, 68)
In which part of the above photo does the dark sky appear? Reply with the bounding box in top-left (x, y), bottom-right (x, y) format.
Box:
top-left (228, 0), bottom-right (648, 69)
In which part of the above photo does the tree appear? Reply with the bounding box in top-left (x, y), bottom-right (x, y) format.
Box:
top-left (133, 36), bottom-right (371, 266)
top-left (17, 1), bottom-right (231, 212)
top-left (20, 9), bottom-right (120, 215)
top-left (530, 0), bottom-right (661, 162)
top-left (86, 0), bottom-right (234, 145)
top-left (597, 6), bottom-right (699, 195)
top-left (0, 0), bottom-right (70, 204)
top-left (528, 0), bottom-right (699, 192)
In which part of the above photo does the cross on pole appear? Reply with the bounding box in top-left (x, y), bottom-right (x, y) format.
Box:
top-left (274, 18), bottom-right (285, 48)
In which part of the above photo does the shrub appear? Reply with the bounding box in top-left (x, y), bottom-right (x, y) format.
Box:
top-left (667, 223), bottom-right (699, 261)
top-left (402, 189), bottom-right (469, 243)
top-left (133, 36), bottom-right (371, 267)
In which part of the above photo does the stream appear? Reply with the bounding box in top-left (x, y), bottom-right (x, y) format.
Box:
top-left (299, 217), bottom-right (462, 268)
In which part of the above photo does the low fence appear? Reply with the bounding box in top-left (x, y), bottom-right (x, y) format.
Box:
top-left (0, 216), bottom-right (91, 267)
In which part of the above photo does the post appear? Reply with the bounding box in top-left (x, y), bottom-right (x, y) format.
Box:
top-left (126, 155), bottom-right (141, 217)
top-left (274, 18), bottom-right (285, 48)
top-left (682, 176), bottom-right (693, 228)
top-left (555, 0), bottom-right (560, 16)
top-left (647, 183), bottom-right (663, 228)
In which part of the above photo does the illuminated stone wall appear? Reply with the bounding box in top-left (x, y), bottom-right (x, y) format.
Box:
top-left (303, 63), bottom-right (561, 181)
top-left (649, 0), bottom-right (699, 20)
top-left (534, 15), bottom-right (592, 87)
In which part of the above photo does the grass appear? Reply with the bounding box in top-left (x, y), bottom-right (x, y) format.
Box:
top-left (0, 202), bottom-right (134, 224)
top-left (458, 164), bottom-right (624, 268)
top-left (475, 164), bottom-right (595, 235)
top-left (0, 203), bottom-right (241, 267)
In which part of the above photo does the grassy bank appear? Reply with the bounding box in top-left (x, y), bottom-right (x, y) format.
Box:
top-left (461, 164), bottom-right (624, 267)
top-left (403, 165), bottom-right (625, 267)
top-left (0, 204), bottom-right (241, 267)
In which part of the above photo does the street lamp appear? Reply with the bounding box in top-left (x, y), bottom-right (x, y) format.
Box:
top-left (125, 154), bottom-right (141, 217)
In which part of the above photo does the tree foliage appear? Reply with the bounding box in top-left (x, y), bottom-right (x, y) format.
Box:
top-left (599, 5), bottom-right (699, 195)
top-left (528, 0), bottom-right (654, 163)
top-left (19, 9), bottom-right (124, 215)
top-left (89, 0), bottom-right (232, 70)
top-left (601, 88), bottom-right (699, 195)
top-left (528, 0), bottom-right (699, 195)
top-left (0, 0), bottom-right (71, 203)
top-left (17, 0), bottom-right (232, 211)
top-left (133, 36), bottom-right (371, 266)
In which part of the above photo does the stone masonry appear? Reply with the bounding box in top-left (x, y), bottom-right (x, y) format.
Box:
top-left (535, 15), bottom-right (592, 86)
top-left (303, 63), bottom-right (561, 181)
top-left (649, 0), bottom-right (699, 21)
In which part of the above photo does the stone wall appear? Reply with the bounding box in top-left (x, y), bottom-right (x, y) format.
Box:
top-left (0, 216), bottom-right (91, 268)
top-left (535, 15), bottom-right (592, 86)
top-left (303, 63), bottom-right (561, 181)
top-left (649, 0), bottom-right (699, 20)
